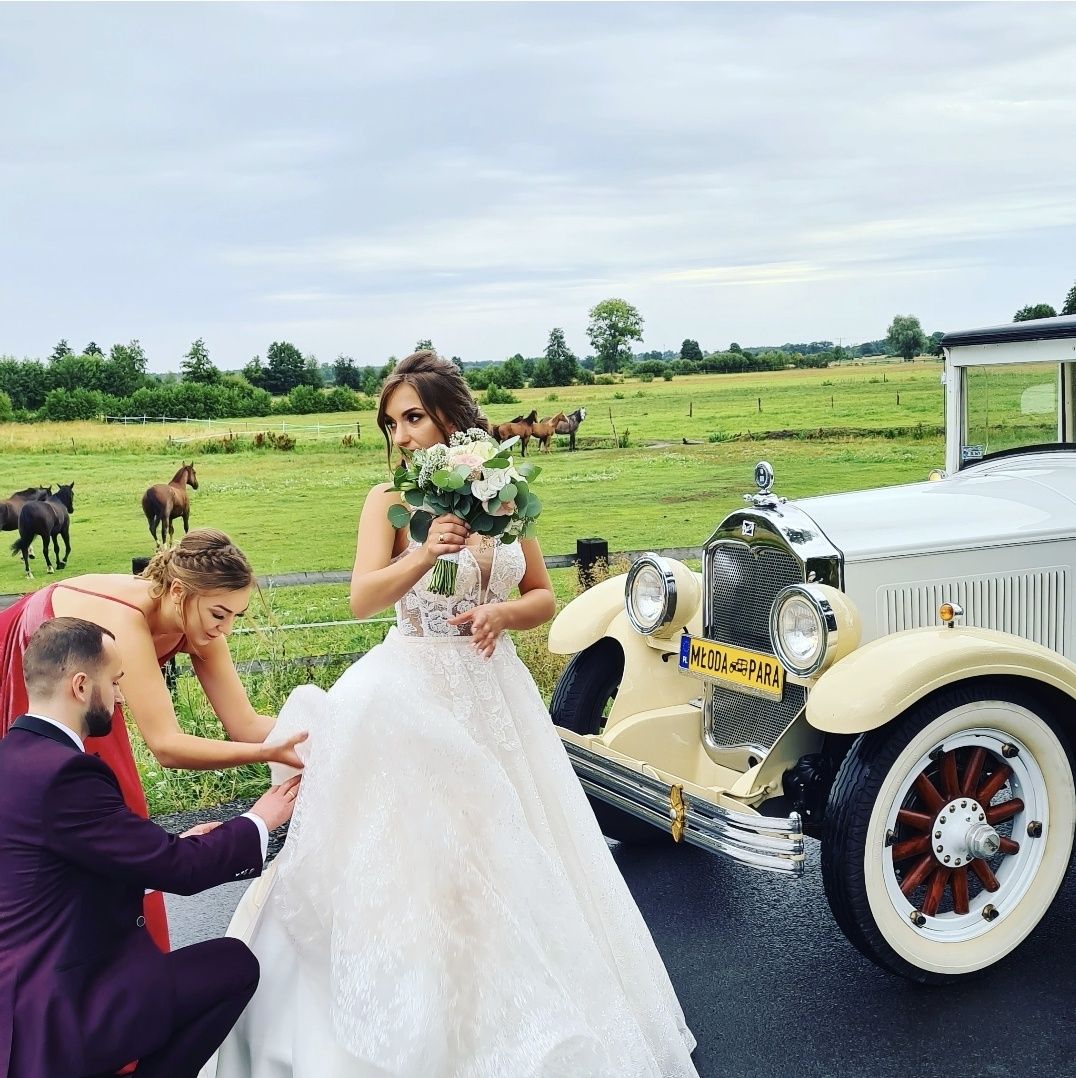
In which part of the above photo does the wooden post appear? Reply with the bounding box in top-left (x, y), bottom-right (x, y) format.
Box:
top-left (689, 401), bottom-right (693, 417)
top-left (133, 557), bottom-right (177, 690)
top-left (576, 537), bottom-right (609, 590)
top-left (758, 397), bottom-right (762, 412)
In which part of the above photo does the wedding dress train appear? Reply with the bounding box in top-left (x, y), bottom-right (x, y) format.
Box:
top-left (205, 540), bottom-right (698, 1077)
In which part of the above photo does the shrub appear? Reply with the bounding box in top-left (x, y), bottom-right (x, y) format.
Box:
top-left (545, 392), bottom-right (559, 401)
top-left (638, 372), bottom-right (654, 383)
top-left (483, 383), bottom-right (520, 405)
top-left (0, 390), bottom-right (12, 423)
top-left (38, 387), bottom-right (104, 421)
top-left (595, 374), bottom-right (617, 386)
top-left (576, 369), bottom-right (596, 386)
top-left (612, 391), bottom-right (625, 400)
top-left (662, 371), bottom-right (674, 381)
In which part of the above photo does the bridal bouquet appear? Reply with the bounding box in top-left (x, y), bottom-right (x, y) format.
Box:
top-left (387, 428), bottom-right (542, 596)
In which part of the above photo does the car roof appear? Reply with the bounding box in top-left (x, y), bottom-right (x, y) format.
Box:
top-left (942, 315), bottom-right (1076, 348)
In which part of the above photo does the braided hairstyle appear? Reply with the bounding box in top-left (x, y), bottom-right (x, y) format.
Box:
top-left (141, 529), bottom-right (254, 636)
top-left (376, 350), bottom-right (490, 463)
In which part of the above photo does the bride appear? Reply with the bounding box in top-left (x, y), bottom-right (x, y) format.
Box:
top-left (206, 351), bottom-right (699, 1077)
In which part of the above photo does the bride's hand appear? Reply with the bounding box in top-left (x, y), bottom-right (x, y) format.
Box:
top-left (422, 514), bottom-right (470, 563)
top-left (261, 729), bottom-right (309, 771)
top-left (448, 603), bottom-right (507, 659)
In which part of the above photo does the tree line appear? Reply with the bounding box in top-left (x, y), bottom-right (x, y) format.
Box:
top-left (4, 283), bottom-right (1071, 423)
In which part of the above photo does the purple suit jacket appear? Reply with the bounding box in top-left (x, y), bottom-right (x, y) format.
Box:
top-left (0, 715), bottom-right (263, 1078)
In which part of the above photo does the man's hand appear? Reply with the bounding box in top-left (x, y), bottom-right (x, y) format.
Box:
top-left (249, 775), bottom-right (302, 832)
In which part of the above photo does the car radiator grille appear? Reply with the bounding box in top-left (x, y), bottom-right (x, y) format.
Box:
top-left (705, 541), bottom-right (806, 750)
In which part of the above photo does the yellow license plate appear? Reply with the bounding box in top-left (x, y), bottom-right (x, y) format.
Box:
top-left (678, 636), bottom-right (785, 700)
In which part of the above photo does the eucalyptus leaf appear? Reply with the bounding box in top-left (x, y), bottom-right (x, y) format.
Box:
top-left (409, 511), bottom-right (433, 543)
top-left (404, 489), bottom-right (426, 508)
top-left (474, 512), bottom-right (496, 532)
top-left (387, 503), bottom-right (410, 529)
top-left (523, 494), bottom-right (542, 519)
top-left (500, 482), bottom-right (517, 502)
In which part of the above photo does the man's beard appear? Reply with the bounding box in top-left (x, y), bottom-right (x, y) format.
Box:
top-left (84, 686), bottom-right (114, 739)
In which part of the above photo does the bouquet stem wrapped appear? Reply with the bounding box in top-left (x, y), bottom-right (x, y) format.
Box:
top-left (386, 429), bottom-right (542, 597)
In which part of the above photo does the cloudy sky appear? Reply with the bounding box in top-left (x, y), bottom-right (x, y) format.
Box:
top-left (2, 2), bottom-right (1075, 371)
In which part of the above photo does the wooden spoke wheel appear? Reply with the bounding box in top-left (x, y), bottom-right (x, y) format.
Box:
top-left (822, 681), bottom-right (1075, 983)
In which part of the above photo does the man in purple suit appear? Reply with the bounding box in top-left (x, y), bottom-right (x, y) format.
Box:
top-left (0, 616), bottom-right (301, 1078)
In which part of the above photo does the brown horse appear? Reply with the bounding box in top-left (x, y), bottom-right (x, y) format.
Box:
top-left (531, 412), bottom-right (567, 454)
top-left (555, 407), bottom-right (588, 451)
top-left (491, 410), bottom-right (538, 456)
top-left (142, 462), bottom-right (199, 547)
top-left (0, 486), bottom-right (51, 533)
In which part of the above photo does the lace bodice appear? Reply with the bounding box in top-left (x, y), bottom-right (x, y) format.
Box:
top-left (395, 537), bottom-right (526, 637)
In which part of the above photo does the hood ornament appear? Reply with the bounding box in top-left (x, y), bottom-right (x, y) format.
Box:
top-left (744, 460), bottom-right (785, 510)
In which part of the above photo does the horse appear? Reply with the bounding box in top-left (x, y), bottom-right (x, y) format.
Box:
top-left (531, 412), bottom-right (568, 454)
top-left (11, 483), bottom-right (74, 579)
top-left (554, 407), bottom-right (588, 451)
top-left (0, 486), bottom-right (51, 533)
top-left (491, 410), bottom-right (538, 456)
top-left (142, 462), bottom-right (199, 547)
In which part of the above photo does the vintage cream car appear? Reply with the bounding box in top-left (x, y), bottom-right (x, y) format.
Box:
top-left (549, 314), bottom-right (1076, 983)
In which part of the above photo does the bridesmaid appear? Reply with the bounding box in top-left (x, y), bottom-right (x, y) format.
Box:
top-left (0, 527), bottom-right (306, 950)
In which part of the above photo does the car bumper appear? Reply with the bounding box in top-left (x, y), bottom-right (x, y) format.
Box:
top-left (563, 738), bottom-right (805, 875)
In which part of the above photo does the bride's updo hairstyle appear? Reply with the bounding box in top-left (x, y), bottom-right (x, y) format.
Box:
top-left (377, 350), bottom-right (491, 462)
top-left (142, 529), bottom-right (255, 635)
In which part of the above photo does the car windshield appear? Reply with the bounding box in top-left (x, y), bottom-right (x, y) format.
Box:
top-left (961, 361), bottom-right (1060, 464)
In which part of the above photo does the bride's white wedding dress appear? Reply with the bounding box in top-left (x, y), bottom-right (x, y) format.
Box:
top-left (205, 539), bottom-right (698, 1078)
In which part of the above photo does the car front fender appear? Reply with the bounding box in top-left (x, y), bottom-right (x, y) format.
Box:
top-left (548, 575), bottom-right (627, 655)
top-left (807, 626), bottom-right (1076, 735)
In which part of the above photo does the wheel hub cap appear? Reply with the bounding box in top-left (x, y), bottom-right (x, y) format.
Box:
top-left (932, 798), bottom-right (999, 867)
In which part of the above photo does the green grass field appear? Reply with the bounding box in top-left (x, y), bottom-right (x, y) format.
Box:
top-left (0, 359), bottom-right (948, 811)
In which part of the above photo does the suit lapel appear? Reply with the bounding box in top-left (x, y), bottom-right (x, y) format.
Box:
top-left (9, 714), bottom-right (82, 751)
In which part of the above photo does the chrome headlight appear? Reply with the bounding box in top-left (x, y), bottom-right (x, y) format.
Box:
top-left (770, 583), bottom-right (858, 679)
top-left (625, 554), bottom-right (678, 635)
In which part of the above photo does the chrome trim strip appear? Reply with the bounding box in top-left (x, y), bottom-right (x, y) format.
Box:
top-left (563, 740), bottom-right (805, 876)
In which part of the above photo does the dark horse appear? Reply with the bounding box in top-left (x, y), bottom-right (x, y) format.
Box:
top-left (555, 407), bottom-right (588, 451)
top-left (491, 410), bottom-right (538, 456)
top-left (0, 486), bottom-right (50, 533)
top-left (142, 462), bottom-right (198, 547)
top-left (11, 483), bottom-right (74, 579)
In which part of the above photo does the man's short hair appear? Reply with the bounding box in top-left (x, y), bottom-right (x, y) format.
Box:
top-left (22, 617), bottom-right (116, 696)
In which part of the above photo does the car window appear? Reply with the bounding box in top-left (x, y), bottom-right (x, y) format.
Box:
top-left (962, 361), bottom-right (1059, 463)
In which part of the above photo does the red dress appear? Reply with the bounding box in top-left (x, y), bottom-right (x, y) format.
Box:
top-left (0, 583), bottom-right (184, 952)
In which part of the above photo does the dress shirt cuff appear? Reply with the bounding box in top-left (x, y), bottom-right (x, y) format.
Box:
top-left (242, 812), bottom-right (270, 862)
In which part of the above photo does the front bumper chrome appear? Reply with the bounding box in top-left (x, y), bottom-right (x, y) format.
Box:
top-left (563, 739), bottom-right (805, 876)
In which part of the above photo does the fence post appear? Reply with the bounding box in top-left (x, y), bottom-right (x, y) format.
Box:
top-left (576, 537), bottom-right (609, 590)
top-left (132, 556), bottom-right (177, 692)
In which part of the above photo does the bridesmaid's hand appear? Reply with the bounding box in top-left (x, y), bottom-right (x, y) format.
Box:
top-left (422, 514), bottom-right (470, 564)
top-left (260, 729), bottom-right (309, 771)
top-left (448, 603), bottom-right (508, 659)
top-left (179, 821), bottom-right (222, 838)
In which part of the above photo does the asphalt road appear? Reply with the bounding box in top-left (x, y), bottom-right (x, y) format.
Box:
top-left (167, 834), bottom-right (1076, 1078)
